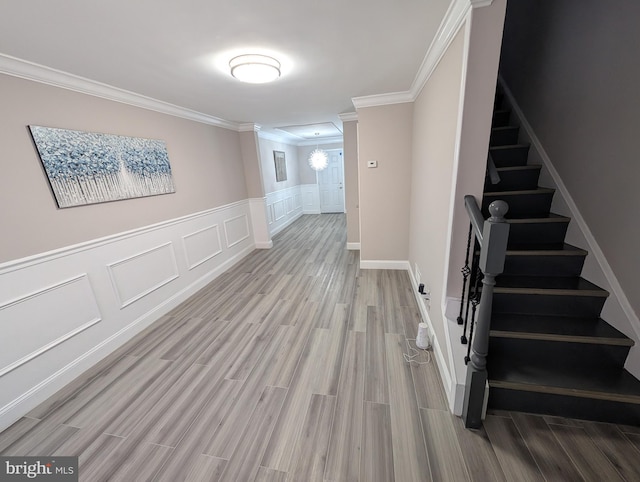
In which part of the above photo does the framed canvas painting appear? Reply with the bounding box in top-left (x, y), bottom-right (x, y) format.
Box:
top-left (274, 150), bottom-right (287, 182)
top-left (29, 125), bottom-right (175, 208)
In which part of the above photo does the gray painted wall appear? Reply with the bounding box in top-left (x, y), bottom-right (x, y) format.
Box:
top-left (0, 74), bottom-right (248, 263)
top-left (500, 0), bottom-right (640, 317)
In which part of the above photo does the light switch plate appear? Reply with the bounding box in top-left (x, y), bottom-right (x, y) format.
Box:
top-left (367, 160), bottom-right (378, 168)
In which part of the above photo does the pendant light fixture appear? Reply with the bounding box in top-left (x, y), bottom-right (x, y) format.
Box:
top-left (308, 133), bottom-right (328, 171)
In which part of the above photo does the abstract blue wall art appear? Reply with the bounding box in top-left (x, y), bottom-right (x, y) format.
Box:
top-left (29, 126), bottom-right (176, 208)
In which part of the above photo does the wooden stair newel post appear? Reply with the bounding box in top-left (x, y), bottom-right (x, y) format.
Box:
top-left (463, 200), bottom-right (509, 429)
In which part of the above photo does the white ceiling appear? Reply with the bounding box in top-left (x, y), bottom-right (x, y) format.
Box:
top-left (0, 0), bottom-right (452, 140)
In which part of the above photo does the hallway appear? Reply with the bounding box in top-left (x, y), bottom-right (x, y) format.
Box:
top-left (1, 214), bottom-right (639, 481)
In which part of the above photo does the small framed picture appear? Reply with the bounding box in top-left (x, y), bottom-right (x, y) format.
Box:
top-left (274, 150), bottom-right (287, 182)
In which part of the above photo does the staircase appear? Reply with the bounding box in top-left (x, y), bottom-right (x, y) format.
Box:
top-left (482, 88), bottom-right (640, 425)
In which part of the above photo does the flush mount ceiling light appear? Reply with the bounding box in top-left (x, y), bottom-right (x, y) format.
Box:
top-left (229, 54), bottom-right (281, 83)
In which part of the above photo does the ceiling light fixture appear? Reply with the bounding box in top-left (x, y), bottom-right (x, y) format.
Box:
top-left (229, 54), bottom-right (281, 84)
top-left (309, 149), bottom-right (328, 171)
top-left (308, 133), bottom-right (328, 171)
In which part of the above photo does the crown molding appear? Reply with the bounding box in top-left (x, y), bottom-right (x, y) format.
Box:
top-left (471, 0), bottom-right (494, 7)
top-left (238, 123), bottom-right (261, 132)
top-left (351, 91), bottom-right (414, 109)
top-left (0, 53), bottom-right (240, 131)
top-left (352, 0), bottom-right (493, 110)
top-left (257, 130), bottom-right (292, 144)
top-left (257, 130), bottom-right (342, 147)
top-left (297, 136), bottom-right (343, 147)
top-left (409, 0), bottom-right (473, 99)
top-left (338, 112), bottom-right (358, 122)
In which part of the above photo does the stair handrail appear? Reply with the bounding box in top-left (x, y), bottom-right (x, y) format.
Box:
top-left (461, 195), bottom-right (510, 428)
top-left (464, 195), bottom-right (486, 246)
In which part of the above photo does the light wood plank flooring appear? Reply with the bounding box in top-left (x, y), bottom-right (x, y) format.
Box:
top-left (2, 214), bottom-right (640, 481)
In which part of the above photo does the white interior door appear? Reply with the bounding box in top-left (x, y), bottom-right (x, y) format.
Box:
top-left (318, 150), bottom-right (345, 213)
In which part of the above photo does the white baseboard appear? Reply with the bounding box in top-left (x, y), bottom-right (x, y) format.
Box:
top-left (255, 241), bottom-right (274, 249)
top-left (407, 268), bottom-right (456, 412)
top-left (444, 297), bottom-right (471, 416)
top-left (346, 242), bottom-right (361, 250)
top-left (359, 260), bottom-right (411, 270)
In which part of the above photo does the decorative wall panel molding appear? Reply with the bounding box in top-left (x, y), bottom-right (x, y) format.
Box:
top-left (107, 243), bottom-right (179, 308)
top-left (273, 200), bottom-right (286, 221)
top-left (223, 214), bottom-right (250, 248)
top-left (0, 199), bottom-right (255, 432)
top-left (0, 274), bottom-right (101, 378)
top-left (182, 224), bottom-right (222, 270)
top-left (248, 198), bottom-right (272, 249)
top-left (265, 185), bottom-right (305, 236)
top-left (301, 184), bottom-right (321, 214)
top-left (0, 200), bottom-right (249, 275)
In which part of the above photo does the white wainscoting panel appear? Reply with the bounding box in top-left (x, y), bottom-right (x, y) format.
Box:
top-left (266, 185), bottom-right (304, 236)
top-left (273, 200), bottom-right (286, 222)
top-left (301, 184), bottom-right (321, 214)
top-left (0, 274), bottom-right (101, 378)
top-left (182, 224), bottom-right (223, 270)
top-left (107, 243), bottom-right (179, 308)
top-left (248, 198), bottom-right (272, 249)
top-left (224, 214), bottom-right (250, 248)
top-left (0, 199), bottom-right (256, 432)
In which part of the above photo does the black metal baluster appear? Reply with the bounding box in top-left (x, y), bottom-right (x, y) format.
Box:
top-left (461, 247), bottom-right (479, 344)
top-left (464, 263), bottom-right (483, 363)
top-left (457, 223), bottom-right (473, 327)
top-left (465, 295), bottom-right (480, 364)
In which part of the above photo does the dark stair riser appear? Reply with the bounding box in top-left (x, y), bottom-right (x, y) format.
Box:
top-left (507, 220), bottom-right (569, 247)
top-left (501, 252), bottom-right (586, 277)
top-left (489, 337), bottom-right (631, 371)
top-left (488, 387), bottom-right (640, 425)
top-left (481, 85), bottom-right (640, 425)
top-left (483, 190), bottom-right (554, 217)
top-left (492, 292), bottom-right (607, 318)
top-left (492, 110), bottom-right (511, 127)
top-left (490, 126), bottom-right (519, 146)
top-left (485, 166), bottom-right (541, 191)
top-left (490, 145), bottom-right (530, 167)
